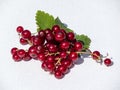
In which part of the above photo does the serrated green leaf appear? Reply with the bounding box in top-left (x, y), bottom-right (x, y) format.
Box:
top-left (36, 10), bottom-right (55, 31)
top-left (55, 17), bottom-right (73, 32)
top-left (75, 34), bottom-right (91, 49)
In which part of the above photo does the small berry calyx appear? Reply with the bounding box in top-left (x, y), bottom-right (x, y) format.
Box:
top-left (11, 10), bottom-right (113, 79)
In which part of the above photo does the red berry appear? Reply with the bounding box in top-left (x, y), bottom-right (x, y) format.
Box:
top-left (60, 41), bottom-right (70, 50)
top-left (17, 49), bottom-right (26, 58)
top-left (69, 52), bottom-right (78, 61)
top-left (46, 55), bottom-right (55, 63)
top-left (104, 58), bottom-right (112, 66)
top-left (21, 30), bottom-right (31, 39)
top-left (38, 30), bottom-right (46, 38)
top-left (16, 26), bottom-right (24, 33)
top-left (74, 42), bottom-right (83, 51)
top-left (52, 25), bottom-right (60, 33)
top-left (46, 32), bottom-right (54, 42)
top-left (28, 46), bottom-right (38, 58)
top-left (59, 51), bottom-right (67, 59)
top-left (12, 53), bottom-right (22, 62)
top-left (46, 63), bottom-right (55, 72)
top-left (92, 51), bottom-right (100, 60)
top-left (44, 29), bottom-right (52, 34)
top-left (61, 59), bottom-right (73, 68)
top-left (57, 65), bottom-right (68, 74)
top-left (55, 31), bottom-right (66, 42)
top-left (38, 53), bottom-right (46, 61)
top-left (20, 38), bottom-right (28, 45)
top-left (11, 47), bottom-right (18, 55)
top-left (41, 62), bottom-right (47, 71)
top-left (54, 70), bottom-right (64, 79)
top-left (67, 32), bottom-right (75, 41)
top-left (48, 44), bottom-right (58, 53)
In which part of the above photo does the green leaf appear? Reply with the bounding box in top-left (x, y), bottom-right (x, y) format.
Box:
top-left (75, 34), bottom-right (91, 49)
top-left (55, 17), bottom-right (73, 32)
top-left (36, 10), bottom-right (55, 31)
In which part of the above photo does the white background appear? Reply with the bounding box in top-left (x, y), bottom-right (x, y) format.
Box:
top-left (0, 0), bottom-right (120, 90)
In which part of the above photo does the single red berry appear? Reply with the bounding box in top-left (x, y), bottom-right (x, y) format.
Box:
top-left (61, 59), bottom-right (73, 68)
top-left (46, 63), bottom-right (55, 72)
top-left (67, 32), bottom-right (75, 41)
top-left (46, 32), bottom-right (54, 42)
top-left (11, 47), bottom-right (18, 55)
top-left (41, 62), bottom-right (47, 71)
top-left (46, 55), bottom-right (55, 63)
top-left (74, 42), bottom-right (83, 51)
top-left (20, 38), bottom-right (28, 45)
top-left (28, 45), bottom-right (38, 58)
top-left (17, 49), bottom-right (26, 58)
top-left (16, 26), bottom-right (24, 33)
top-left (55, 31), bottom-right (66, 42)
top-left (38, 53), bottom-right (46, 62)
top-left (57, 65), bottom-right (68, 74)
top-left (21, 30), bottom-right (31, 39)
top-left (48, 44), bottom-right (58, 53)
top-left (92, 51), bottom-right (100, 60)
top-left (104, 58), bottom-right (112, 66)
top-left (54, 70), bottom-right (64, 79)
top-left (69, 52), bottom-right (78, 61)
top-left (44, 29), bottom-right (52, 34)
top-left (52, 25), bottom-right (60, 33)
top-left (38, 30), bottom-right (46, 38)
top-left (12, 53), bottom-right (22, 62)
top-left (59, 51), bottom-right (67, 59)
top-left (60, 41), bottom-right (70, 50)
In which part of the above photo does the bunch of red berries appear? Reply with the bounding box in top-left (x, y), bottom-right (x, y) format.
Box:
top-left (11, 25), bottom-right (112, 79)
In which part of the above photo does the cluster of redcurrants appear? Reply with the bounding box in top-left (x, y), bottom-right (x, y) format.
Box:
top-left (11, 25), bottom-right (112, 79)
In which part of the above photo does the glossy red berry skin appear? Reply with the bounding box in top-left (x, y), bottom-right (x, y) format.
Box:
top-left (55, 31), bottom-right (66, 42)
top-left (16, 26), bottom-right (24, 33)
top-left (59, 51), bottom-right (67, 59)
top-left (52, 25), bottom-right (60, 33)
top-left (20, 38), bottom-right (28, 45)
top-left (92, 51), bottom-right (100, 60)
top-left (44, 29), bottom-right (52, 34)
top-left (74, 42), bottom-right (83, 51)
top-left (46, 55), bottom-right (55, 63)
top-left (61, 59), bottom-right (73, 68)
top-left (17, 49), bottom-right (26, 58)
top-left (11, 47), bottom-right (18, 55)
top-left (67, 32), bottom-right (75, 41)
top-left (41, 62), bottom-right (47, 71)
top-left (46, 63), bottom-right (55, 72)
top-left (104, 58), bottom-right (112, 66)
top-left (57, 65), bottom-right (68, 74)
top-left (12, 53), bottom-right (22, 62)
top-left (21, 30), bottom-right (31, 39)
top-left (38, 30), bottom-right (46, 38)
top-left (54, 70), bottom-right (64, 79)
top-left (46, 33), bottom-right (54, 42)
top-left (28, 46), bottom-right (38, 58)
top-left (60, 41), bottom-right (70, 50)
top-left (48, 44), bottom-right (58, 53)
top-left (38, 53), bottom-right (46, 62)
top-left (69, 52), bottom-right (78, 61)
